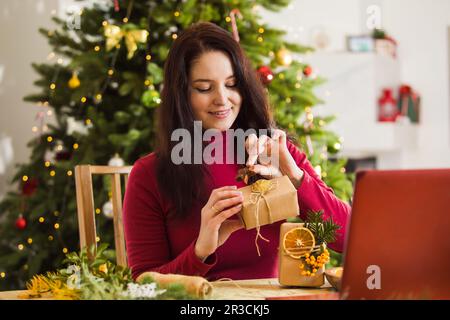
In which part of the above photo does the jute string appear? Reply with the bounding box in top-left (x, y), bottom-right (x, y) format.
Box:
top-left (248, 180), bottom-right (278, 256)
top-left (211, 278), bottom-right (270, 299)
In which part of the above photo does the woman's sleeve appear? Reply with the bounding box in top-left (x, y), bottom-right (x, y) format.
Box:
top-left (123, 159), bottom-right (216, 280)
top-left (286, 141), bottom-right (351, 253)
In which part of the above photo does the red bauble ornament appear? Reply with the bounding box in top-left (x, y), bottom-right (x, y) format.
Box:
top-left (257, 66), bottom-right (274, 85)
top-left (55, 150), bottom-right (72, 161)
top-left (113, 0), bottom-right (120, 12)
top-left (15, 215), bottom-right (27, 230)
top-left (303, 65), bottom-right (313, 77)
top-left (22, 178), bottom-right (38, 196)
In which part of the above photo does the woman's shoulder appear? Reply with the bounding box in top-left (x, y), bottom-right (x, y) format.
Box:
top-left (130, 152), bottom-right (159, 180)
top-left (134, 151), bottom-right (158, 167)
top-left (127, 152), bottom-right (165, 199)
top-left (285, 138), bottom-right (307, 162)
top-left (125, 152), bottom-right (169, 215)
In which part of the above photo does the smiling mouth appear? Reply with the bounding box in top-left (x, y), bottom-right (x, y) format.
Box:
top-left (209, 110), bottom-right (230, 116)
top-left (208, 107), bottom-right (233, 119)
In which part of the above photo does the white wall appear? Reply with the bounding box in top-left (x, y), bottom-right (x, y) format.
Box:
top-left (0, 0), bottom-right (58, 199)
top-left (383, 0), bottom-right (450, 167)
top-left (261, 0), bottom-right (450, 168)
top-left (260, 0), bottom-right (361, 52)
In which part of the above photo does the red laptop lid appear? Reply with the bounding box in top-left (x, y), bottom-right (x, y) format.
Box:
top-left (341, 169), bottom-right (450, 299)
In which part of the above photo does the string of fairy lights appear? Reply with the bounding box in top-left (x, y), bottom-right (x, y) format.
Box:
top-left (2, 2), bottom-right (346, 282)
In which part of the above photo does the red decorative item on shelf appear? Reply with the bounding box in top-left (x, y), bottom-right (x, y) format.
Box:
top-left (22, 178), bottom-right (38, 196)
top-left (397, 84), bottom-right (420, 123)
top-left (378, 88), bottom-right (398, 122)
top-left (15, 215), bottom-right (27, 230)
top-left (257, 66), bottom-right (273, 85)
top-left (399, 85), bottom-right (411, 95)
top-left (373, 29), bottom-right (397, 58)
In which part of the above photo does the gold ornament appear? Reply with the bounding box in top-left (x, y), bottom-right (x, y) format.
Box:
top-left (276, 48), bottom-right (293, 66)
top-left (68, 72), bottom-right (80, 89)
top-left (104, 24), bottom-right (149, 59)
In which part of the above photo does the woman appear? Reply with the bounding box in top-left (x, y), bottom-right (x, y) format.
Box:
top-left (123, 22), bottom-right (351, 281)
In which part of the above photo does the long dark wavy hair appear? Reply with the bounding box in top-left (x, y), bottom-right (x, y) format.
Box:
top-left (156, 22), bottom-right (274, 219)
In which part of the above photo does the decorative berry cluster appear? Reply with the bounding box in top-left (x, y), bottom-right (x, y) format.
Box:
top-left (299, 248), bottom-right (330, 277)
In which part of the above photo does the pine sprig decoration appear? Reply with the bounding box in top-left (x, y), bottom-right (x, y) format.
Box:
top-left (304, 210), bottom-right (340, 245)
top-left (20, 244), bottom-right (194, 300)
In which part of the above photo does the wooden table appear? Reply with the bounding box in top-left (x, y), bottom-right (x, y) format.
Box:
top-left (210, 278), bottom-right (337, 300)
top-left (0, 278), bottom-right (337, 300)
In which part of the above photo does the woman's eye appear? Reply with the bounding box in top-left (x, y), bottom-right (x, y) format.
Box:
top-left (196, 87), bottom-right (211, 93)
top-left (195, 83), bottom-right (236, 93)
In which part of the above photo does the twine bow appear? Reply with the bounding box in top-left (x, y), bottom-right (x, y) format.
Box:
top-left (249, 179), bottom-right (278, 256)
top-left (104, 24), bottom-right (148, 59)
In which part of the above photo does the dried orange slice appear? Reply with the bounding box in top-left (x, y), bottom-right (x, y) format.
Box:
top-left (283, 227), bottom-right (315, 259)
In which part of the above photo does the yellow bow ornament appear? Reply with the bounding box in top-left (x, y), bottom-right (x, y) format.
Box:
top-left (104, 24), bottom-right (149, 59)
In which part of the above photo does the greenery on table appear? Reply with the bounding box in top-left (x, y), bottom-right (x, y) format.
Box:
top-left (20, 244), bottom-right (194, 300)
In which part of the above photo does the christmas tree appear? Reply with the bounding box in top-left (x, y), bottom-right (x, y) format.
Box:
top-left (0, 0), bottom-right (353, 290)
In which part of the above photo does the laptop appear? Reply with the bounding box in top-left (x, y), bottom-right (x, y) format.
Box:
top-left (341, 169), bottom-right (450, 299)
top-left (267, 169), bottom-right (450, 300)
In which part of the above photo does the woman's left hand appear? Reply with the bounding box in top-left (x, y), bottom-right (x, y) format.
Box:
top-left (245, 129), bottom-right (304, 188)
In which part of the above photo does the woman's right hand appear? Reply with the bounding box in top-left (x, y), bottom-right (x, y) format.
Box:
top-left (194, 186), bottom-right (244, 261)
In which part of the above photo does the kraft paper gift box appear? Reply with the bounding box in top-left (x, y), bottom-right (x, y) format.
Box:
top-left (237, 175), bottom-right (299, 230)
top-left (278, 222), bottom-right (325, 287)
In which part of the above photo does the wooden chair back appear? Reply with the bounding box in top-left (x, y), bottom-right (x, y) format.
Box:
top-left (74, 165), bottom-right (133, 267)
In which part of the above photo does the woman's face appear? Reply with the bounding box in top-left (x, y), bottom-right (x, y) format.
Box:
top-left (188, 50), bottom-right (242, 131)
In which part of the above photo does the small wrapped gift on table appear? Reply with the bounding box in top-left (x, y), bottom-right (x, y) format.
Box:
top-left (278, 222), bottom-right (327, 287)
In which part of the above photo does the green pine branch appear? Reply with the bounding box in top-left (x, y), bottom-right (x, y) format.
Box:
top-left (305, 210), bottom-right (341, 245)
